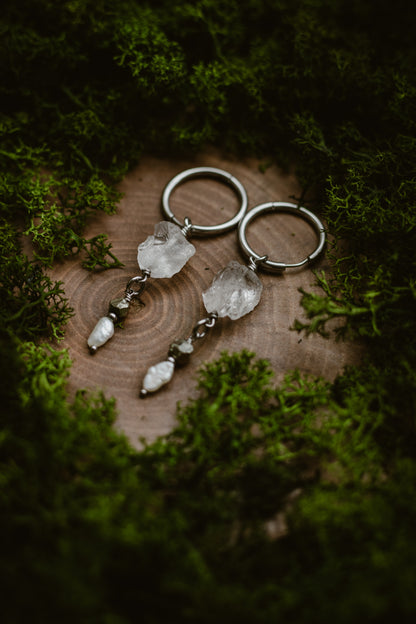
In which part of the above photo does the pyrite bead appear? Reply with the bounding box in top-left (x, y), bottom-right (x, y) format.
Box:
top-left (108, 297), bottom-right (130, 320)
top-left (168, 339), bottom-right (194, 365)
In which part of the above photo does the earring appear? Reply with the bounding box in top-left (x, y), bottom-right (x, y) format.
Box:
top-left (139, 201), bottom-right (326, 395)
top-left (87, 167), bottom-right (248, 353)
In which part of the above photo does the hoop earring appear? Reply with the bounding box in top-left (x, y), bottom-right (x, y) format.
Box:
top-left (140, 201), bottom-right (326, 395)
top-left (87, 167), bottom-right (248, 353)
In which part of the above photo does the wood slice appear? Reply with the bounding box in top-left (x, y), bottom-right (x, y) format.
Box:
top-left (50, 148), bottom-right (362, 447)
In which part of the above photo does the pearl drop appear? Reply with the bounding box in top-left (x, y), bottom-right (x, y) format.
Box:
top-left (142, 360), bottom-right (175, 393)
top-left (87, 316), bottom-right (114, 349)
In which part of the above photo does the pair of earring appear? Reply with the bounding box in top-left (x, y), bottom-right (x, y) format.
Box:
top-left (86, 166), bottom-right (326, 397)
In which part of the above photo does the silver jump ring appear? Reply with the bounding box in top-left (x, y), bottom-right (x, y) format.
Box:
top-left (191, 314), bottom-right (217, 341)
top-left (238, 202), bottom-right (326, 273)
top-left (162, 166), bottom-right (248, 236)
top-left (125, 271), bottom-right (150, 299)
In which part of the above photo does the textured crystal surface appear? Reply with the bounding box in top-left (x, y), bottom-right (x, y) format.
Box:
top-left (168, 339), bottom-right (194, 365)
top-left (87, 316), bottom-right (114, 348)
top-left (108, 297), bottom-right (130, 320)
top-left (142, 360), bottom-right (175, 393)
top-left (137, 221), bottom-right (196, 278)
top-left (202, 260), bottom-right (263, 320)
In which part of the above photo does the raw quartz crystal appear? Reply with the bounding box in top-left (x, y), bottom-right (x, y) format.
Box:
top-left (137, 221), bottom-right (196, 278)
top-left (202, 260), bottom-right (263, 320)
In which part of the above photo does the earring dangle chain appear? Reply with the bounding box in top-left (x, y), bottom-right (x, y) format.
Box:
top-left (87, 167), bottom-right (248, 353)
top-left (140, 201), bottom-right (326, 396)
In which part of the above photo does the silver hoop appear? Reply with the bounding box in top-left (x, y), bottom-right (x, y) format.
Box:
top-left (161, 166), bottom-right (248, 236)
top-left (238, 202), bottom-right (326, 273)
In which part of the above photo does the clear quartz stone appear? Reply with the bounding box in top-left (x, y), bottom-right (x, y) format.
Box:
top-left (137, 221), bottom-right (196, 278)
top-left (87, 316), bottom-right (114, 348)
top-left (202, 260), bottom-right (263, 320)
top-left (142, 360), bottom-right (175, 393)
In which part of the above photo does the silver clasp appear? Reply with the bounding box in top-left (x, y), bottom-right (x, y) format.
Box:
top-left (124, 270), bottom-right (151, 301)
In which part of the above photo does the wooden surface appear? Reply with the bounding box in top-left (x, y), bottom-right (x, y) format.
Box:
top-left (50, 149), bottom-right (362, 447)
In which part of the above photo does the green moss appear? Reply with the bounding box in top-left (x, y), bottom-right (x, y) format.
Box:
top-left (1, 341), bottom-right (416, 621)
top-left (2, 0), bottom-right (416, 620)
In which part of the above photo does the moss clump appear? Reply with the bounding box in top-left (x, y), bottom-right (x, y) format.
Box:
top-left (2, 0), bottom-right (416, 620)
top-left (2, 342), bottom-right (416, 622)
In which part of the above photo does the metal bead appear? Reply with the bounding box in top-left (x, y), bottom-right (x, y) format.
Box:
top-left (108, 297), bottom-right (130, 320)
top-left (168, 339), bottom-right (194, 365)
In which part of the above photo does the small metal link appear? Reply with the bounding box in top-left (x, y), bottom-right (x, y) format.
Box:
top-left (247, 255), bottom-right (268, 272)
top-left (189, 313), bottom-right (218, 342)
top-left (124, 270), bottom-right (151, 301)
top-left (180, 216), bottom-right (194, 238)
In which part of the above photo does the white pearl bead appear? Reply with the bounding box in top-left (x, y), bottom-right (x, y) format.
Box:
top-left (87, 317), bottom-right (114, 349)
top-left (142, 360), bottom-right (175, 393)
